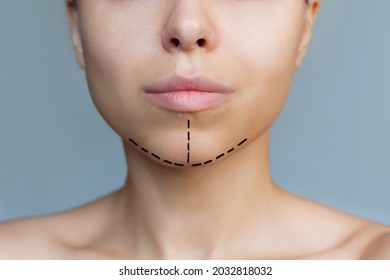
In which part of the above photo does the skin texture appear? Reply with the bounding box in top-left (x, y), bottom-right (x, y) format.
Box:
top-left (0, 0), bottom-right (389, 259)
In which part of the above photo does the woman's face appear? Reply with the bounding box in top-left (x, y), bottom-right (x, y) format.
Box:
top-left (67, 0), bottom-right (318, 167)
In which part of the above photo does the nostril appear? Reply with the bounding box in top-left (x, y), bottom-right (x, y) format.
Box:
top-left (197, 39), bottom-right (206, 47)
top-left (169, 38), bottom-right (206, 48)
top-left (171, 38), bottom-right (180, 47)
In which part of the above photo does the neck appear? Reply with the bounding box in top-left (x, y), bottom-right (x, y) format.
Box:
top-left (116, 129), bottom-right (284, 259)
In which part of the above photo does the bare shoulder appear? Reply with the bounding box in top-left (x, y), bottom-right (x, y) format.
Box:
top-left (283, 191), bottom-right (390, 259)
top-left (0, 192), bottom-right (119, 259)
top-left (318, 216), bottom-right (390, 259)
top-left (359, 227), bottom-right (390, 259)
top-left (0, 215), bottom-right (66, 259)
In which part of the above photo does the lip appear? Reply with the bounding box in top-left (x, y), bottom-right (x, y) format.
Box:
top-left (143, 74), bottom-right (234, 112)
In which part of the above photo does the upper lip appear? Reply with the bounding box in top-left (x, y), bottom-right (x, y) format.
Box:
top-left (144, 74), bottom-right (234, 94)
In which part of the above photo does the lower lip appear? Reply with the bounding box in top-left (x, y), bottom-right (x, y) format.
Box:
top-left (143, 91), bottom-right (232, 112)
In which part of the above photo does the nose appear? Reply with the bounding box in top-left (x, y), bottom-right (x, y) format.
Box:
top-left (161, 0), bottom-right (217, 53)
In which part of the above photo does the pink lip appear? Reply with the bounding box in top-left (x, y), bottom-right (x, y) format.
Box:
top-left (143, 74), bottom-right (234, 112)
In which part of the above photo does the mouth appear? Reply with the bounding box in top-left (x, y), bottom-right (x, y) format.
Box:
top-left (143, 74), bottom-right (234, 112)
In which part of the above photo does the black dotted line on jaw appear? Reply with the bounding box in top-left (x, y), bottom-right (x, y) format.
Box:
top-left (238, 139), bottom-right (248, 146)
top-left (129, 138), bottom-right (186, 167)
top-left (151, 153), bottom-right (160, 160)
top-left (128, 119), bottom-right (248, 168)
top-left (189, 138), bottom-right (248, 167)
top-left (129, 139), bottom-right (138, 146)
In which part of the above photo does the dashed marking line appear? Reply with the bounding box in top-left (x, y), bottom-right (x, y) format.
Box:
top-left (129, 119), bottom-right (248, 167)
top-left (187, 120), bottom-right (191, 163)
top-left (216, 153), bottom-right (225, 160)
top-left (129, 138), bottom-right (138, 146)
top-left (151, 153), bottom-right (160, 160)
top-left (238, 139), bottom-right (248, 146)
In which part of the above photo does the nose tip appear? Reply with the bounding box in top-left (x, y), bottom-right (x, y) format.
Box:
top-left (161, 3), bottom-right (216, 53)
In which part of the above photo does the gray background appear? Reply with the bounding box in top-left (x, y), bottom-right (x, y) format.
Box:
top-left (1, 1), bottom-right (389, 224)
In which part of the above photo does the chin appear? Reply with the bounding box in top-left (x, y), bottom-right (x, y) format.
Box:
top-left (127, 130), bottom-right (245, 168)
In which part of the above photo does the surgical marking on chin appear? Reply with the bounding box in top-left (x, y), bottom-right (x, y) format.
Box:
top-left (151, 153), bottom-right (160, 160)
top-left (187, 120), bottom-right (190, 163)
top-left (216, 153), bottom-right (225, 160)
top-left (128, 120), bottom-right (248, 168)
top-left (129, 138), bottom-right (138, 146)
top-left (238, 139), bottom-right (248, 146)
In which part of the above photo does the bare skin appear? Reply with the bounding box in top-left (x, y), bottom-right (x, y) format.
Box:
top-left (1, 0), bottom-right (389, 259)
top-left (0, 185), bottom-right (389, 259)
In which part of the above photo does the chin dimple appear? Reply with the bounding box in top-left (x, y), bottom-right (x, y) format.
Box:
top-left (128, 119), bottom-right (247, 167)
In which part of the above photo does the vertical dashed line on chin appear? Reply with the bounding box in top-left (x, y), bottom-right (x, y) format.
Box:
top-left (187, 119), bottom-right (190, 163)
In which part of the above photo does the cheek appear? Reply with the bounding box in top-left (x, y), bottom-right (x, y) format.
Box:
top-left (81, 17), bottom-right (156, 135)
top-left (220, 12), bottom-right (303, 144)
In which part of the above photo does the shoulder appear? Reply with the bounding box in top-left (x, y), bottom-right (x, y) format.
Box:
top-left (0, 216), bottom-right (66, 259)
top-left (0, 211), bottom-right (97, 259)
top-left (318, 210), bottom-right (390, 259)
top-left (287, 193), bottom-right (390, 259)
top-left (0, 192), bottom-right (120, 259)
top-left (360, 228), bottom-right (390, 259)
